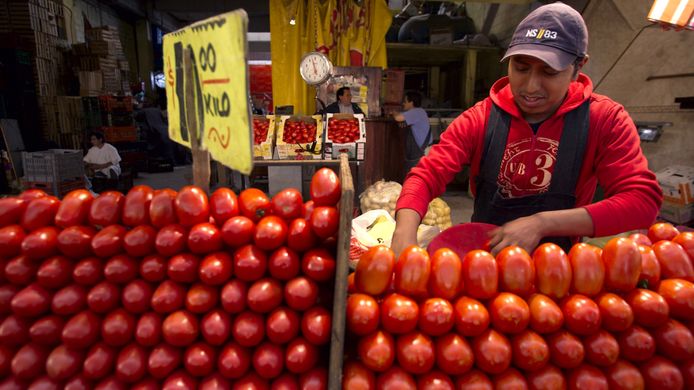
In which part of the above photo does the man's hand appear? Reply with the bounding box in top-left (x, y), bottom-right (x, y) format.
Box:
top-left (488, 214), bottom-right (545, 256)
top-left (391, 208), bottom-right (422, 257)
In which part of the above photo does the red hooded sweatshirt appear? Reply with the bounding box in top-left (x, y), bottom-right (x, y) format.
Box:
top-left (396, 74), bottom-right (662, 237)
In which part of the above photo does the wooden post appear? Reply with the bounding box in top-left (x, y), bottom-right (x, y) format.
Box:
top-left (328, 152), bottom-right (354, 390)
top-left (183, 47), bottom-right (211, 193)
top-left (463, 48), bottom-right (478, 109)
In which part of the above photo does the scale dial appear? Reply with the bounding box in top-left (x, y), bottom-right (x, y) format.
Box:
top-left (299, 52), bottom-right (333, 85)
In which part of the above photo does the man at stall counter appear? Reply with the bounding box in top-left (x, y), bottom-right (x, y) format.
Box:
top-left (84, 131), bottom-right (122, 179)
top-left (324, 86), bottom-right (364, 115)
top-left (391, 2), bottom-right (662, 256)
top-left (393, 91), bottom-right (432, 172)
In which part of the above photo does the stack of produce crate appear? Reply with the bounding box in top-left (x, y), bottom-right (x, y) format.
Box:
top-left (21, 149), bottom-right (84, 197)
top-left (72, 25), bottom-right (131, 96)
top-left (656, 165), bottom-right (694, 226)
top-left (98, 96), bottom-right (136, 143)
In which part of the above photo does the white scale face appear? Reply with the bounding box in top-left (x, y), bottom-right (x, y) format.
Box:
top-left (299, 52), bottom-right (333, 86)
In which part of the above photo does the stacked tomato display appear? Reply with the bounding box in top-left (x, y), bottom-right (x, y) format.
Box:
top-left (282, 120), bottom-right (317, 145)
top-left (327, 119), bottom-right (360, 144)
top-left (252, 118), bottom-right (271, 145)
top-left (0, 167), bottom-right (342, 389)
top-left (344, 223), bottom-right (694, 389)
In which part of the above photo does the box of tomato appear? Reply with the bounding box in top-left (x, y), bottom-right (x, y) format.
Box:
top-left (275, 115), bottom-right (324, 160)
top-left (252, 115), bottom-right (276, 160)
top-left (324, 113), bottom-right (366, 160)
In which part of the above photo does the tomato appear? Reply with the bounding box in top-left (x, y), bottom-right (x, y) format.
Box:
top-left (135, 312), bottom-right (162, 346)
top-left (19, 189), bottom-right (47, 202)
top-left (121, 279), bottom-right (152, 314)
top-left (37, 255), bottom-right (73, 288)
top-left (162, 370), bottom-right (198, 389)
top-left (210, 188), bottom-right (239, 224)
top-left (453, 296), bottom-right (490, 337)
top-left (533, 243), bottom-right (571, 299)
top-left (140, 254), bottom-right (166, 282)
top-left (0, 225), bottom-right (24, 258)
top-left (654, 319), bottom-right (694, 361)
top-left (199, 309), bottom-right (230, 346)
top-left (232, 311), bottom-right (265, 347)
top-left (640, 356), bottom-right (684, 390)
top-left (151, 280), bottom-right (186, 313)
top-left (511, 330), bottom-right (549, 372)
top-left (489, 292), bottom-right (529, 334)
top-left (247, 278), bottom-right (282, 314)
top-left (62, 311), bottom-right (101, 349)
top-left (583, 330), bottom-right (619, 367)
top-left (547, 330), bottom-right (584, 369)
top-left (431, 332), bottom-right (473, 376)
top-left (0, 197), bottom-right (26, 227)
top-left (526, 365), bottom-right (565, 390)
top-left (492, 368), bottom-right (527, 390)
top-left (29, 315), bottom-right (64, 346)
top-left (83, 342), bottom-right (116, 380)
top-left (250, 342), bottom-right (283, 379)
top-left (346, 293), bottom-right (379, 336)
top-left (186, 283), bottom-right (219, 314)
top-left (657, 279), bottom-right (694, 321)
top-left (567, 243), bottom-right (604, 296)
top-left (102, 308), bottom-right (136, 346)
top-left (11, 342), bottom-right (48, 379)
top-left (355, 245), bottom-right (395, 296)
top-left (596, 292), bottom-right (633, 332)
top-left (175, 186), bottom-right (209, 226)
top-left (455, 369), bottom-right (493, 390)
top-left (284, 276), bottom-right (319, 311)
top-left (394, 331), bottom-right (435, 374)
top-left (87, 281), bottom-right (121, 313)
top-left (217, 342), bottom-right (250, 379)
top-left (637, 245), bottom-right (661, 289)
top-left (184, 342), bottom-right (216, 377)
top-left (91, 225), bottom-right (126, 258)
top-left (419, 298), bottom-right (455, 336)
top-left (381, 293), bottom-right (419, 334)
top-left (155, 224), bottom-right (187, 257)
top-left (394, 245), bottom-right (431, 297)
top-left (417, 370), bottom-right (455, 390)
top-left (625, 289), bottom-right (669, 328)
top-left (309, 206), bottom-right (339, 239)
top-left (301, 248), bottom-right (335, 282)
top-left (55, 190), bottom-right (93, 228)
top-left (653, 240), bottom-right (694, 281)
top-left (567, 364), bottom-right (608, 390)
top-left (88, 191), bottom-right (123, 227)
top-left (268, 247), bottom-right (300, 281)
top-left (617, 325), bottom-right (655, 362)
top-left (271, 189), bottom-right (303, 220)
top-left (200, 373), bottom-right (230, 390)
top-left (629, 233), bottom-right (652, 247)
top-left (167, 253), bottom-right (200, 283)
top-left (22, 226), bottom-right (59, 260)
top-left (286, 218), bottom-right (317, 253)
top-left (221, 279), bottom-right (248, 314)
top-left (254, 216), bottom-right (288, 251)
top-left (603, 237), bottom-right (642, 292)
top-left (673, 231), bottom-right (694, 261)
top-left (461, 249), bottom-right (498, 300)
top-left (605, 360), bottom-right (644, 390)
top-left (11, 283), bottom-right (51, 317)
top-left (4, 256), bottom-right (34, 286)
top-left (116, 343), bottom-right (147, 382)
top-left (266, 307), bottom-right (300, 345)
top-left (496, 246), bottom-right (534, 297)
top-left (56, 225), bottom-right (95, 259)
top-left (285, 337), bottom-right (319, 374)
top-left (73, 257), bottom-right (103, 286)
top-left (187, 222), bottom-right (223, 254)
top-left (52, 285), bottom-right (87, 315)
top-left (121, 225), bottom-right (156, 257)
top-left (680, 358), bottom-right (694, 390)
top-left (21, 196), bottom-right (60, 231)
top-left (199, 251), bottom-right (233, 285)
top-left (472, 329), bottom-right (511, 374)
top-left (310, 168), bottom-right (341, 206)
top-left (342, 360), bottom-right (375, 390)
top-left (239, 188), bottom-right (271, 222)
top-left (221, 216), bottom-right (255, 248)
top-left (121, 186), bottom-right (153, 227)
top-left (357, 330), bottom-right (394, 372)
top-left (527, 293), bottom-right (564, 334)
top-left (1, 315), bottom-right (30, 347)
top-left (162, 310), bottom-right (199, 347)
top-left (301, 306), bottom-right (331, 345)
top-left (561, 294), bottom-right (601, 336)
top-left (46, 344), bottom-right (83, 380)
top-left (648, 222), bottom-right (679, 242)
top-left (104, 254), bottom-right (138, 284)
top-left (146, 189), bottom-right (177, 229)
top-left (302, 201), bottom-right (315, 221)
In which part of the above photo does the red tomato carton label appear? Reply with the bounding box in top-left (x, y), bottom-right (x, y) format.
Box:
top-left (324, 113), bottom-right (366, 160)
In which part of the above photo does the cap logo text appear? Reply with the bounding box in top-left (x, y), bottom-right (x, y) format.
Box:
top-left (525, 28), bottom-right (558, 39)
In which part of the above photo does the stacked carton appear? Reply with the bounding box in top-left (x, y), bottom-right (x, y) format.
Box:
top-left (73, 26), bottom-right (131, 95)
top-left (656, 165), bottom-right (694, 224)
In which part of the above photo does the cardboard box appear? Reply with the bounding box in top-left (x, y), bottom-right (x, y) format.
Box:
top-left (252, 115), bottom-right (276, 160)
top-left (659, 201), bottom-right (694, 225)
top-left (275, 115), bottom-right (323, 160)
top-left (324, 113), bottom-right (366, 161)
top-left (656, 165), bottom-right (694, 205)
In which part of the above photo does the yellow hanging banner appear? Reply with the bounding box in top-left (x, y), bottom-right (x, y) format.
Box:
top-left (163, 10), bottom-right (253, 175)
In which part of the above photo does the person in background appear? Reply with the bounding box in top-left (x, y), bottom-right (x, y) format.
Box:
top-left (391, 2), bottom-right (662, 256)
top-left (324, 87), bottom-right (364, 115)
top-left (84, 131), bottom-right (121, 179)
top-left (393, 91), bottom-right (431, 172)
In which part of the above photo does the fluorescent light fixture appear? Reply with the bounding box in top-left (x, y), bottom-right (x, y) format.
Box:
top-left (248, 32), bottom-right (271, 42)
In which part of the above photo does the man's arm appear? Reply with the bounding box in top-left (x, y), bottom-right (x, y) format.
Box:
top-left (392, 112), bottom-right (405, 122)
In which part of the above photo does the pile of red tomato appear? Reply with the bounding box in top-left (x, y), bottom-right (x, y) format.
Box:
top-left (281, 120), bottom-right (317, 145)
top-left (344, 223), bottom-right (694, 389)
top-left (252, 118), bottom-right (271, 146)
top-left (327, 119), bottom-right (361, 144)
top-left (0, 167), bottom-right (343, 389)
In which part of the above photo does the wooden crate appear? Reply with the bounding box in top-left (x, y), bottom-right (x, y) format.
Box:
top-left (56, 96), bottom-right (85, 134)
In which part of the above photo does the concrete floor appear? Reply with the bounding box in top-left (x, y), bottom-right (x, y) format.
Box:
top-left (133, 165), bottom-right (475, 224)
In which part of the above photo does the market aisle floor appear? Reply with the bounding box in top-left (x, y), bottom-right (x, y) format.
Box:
top-left (134, 166), bottom-right (475, 225)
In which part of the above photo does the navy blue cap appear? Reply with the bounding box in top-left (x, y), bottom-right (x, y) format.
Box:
top-left (501, 2), bottom-right (588, 71)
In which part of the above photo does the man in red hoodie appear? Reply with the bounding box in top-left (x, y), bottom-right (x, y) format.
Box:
top-left (392, 2), bottom-right (662, 255)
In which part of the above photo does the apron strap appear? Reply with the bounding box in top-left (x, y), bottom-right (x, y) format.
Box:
top-left (479, 104), bottom-right (512, 183)
top-left (548, 99), bottom-right (591, 193)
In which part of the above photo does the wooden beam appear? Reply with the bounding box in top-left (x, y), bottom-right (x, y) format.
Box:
top-left (183, 47), bottom-right (211, 193)
top-left (464, 49), bottom-right (478, 108)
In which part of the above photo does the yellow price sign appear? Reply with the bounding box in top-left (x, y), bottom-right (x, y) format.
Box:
top-left (163, 10), bottom-right (253, 175)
